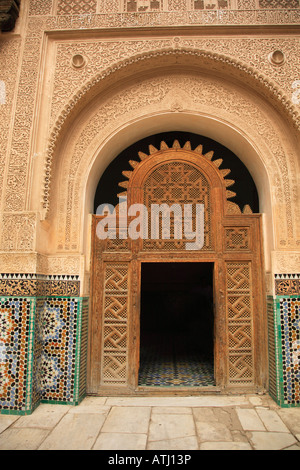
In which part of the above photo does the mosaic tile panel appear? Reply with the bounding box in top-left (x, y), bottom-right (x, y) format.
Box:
top-left (268, 294), bottom-right (300, 407)
top-left (0, 294), bottom-right (89, 414)
top-left (37, 297), bottom-right (87, 404)
top-left (0, 297), bottom-right (35, 414)
top-left (278, 296), bottom-right (300, 406)
top-left (31, 297), bottom-right (44, 411)
top-left (76, 298), bottom-right (89, 401)
top-left (267, 296), bottom-right (279, 403)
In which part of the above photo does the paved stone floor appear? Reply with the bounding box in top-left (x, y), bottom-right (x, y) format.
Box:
top-left (0, 394), bottom-right (300, 451)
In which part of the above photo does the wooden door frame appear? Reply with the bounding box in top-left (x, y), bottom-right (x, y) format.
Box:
top-left (87, 143), bottom-right (268, 396)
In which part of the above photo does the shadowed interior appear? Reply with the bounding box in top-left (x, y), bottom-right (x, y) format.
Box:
top-left (139, 262), bottom-right (215, 387)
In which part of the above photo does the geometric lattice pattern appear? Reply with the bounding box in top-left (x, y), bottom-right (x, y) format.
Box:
top-left (259, 0), bottom-right (299, 8)
top-left (225, 227), bottom-right (250, 250)
top-left (101, 264), bottom-right (129, 385)
top-left (226, 262), bottom-right (254, 385)
top-left (143, 162), bottom-right (211, 251)
top-left (57, 0), bottom-right (97, 15)
top-left (279, 297), bottom-right (300, 406)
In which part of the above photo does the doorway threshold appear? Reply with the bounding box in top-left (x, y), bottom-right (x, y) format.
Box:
top-left (135, 386), bottom-right (221, 396)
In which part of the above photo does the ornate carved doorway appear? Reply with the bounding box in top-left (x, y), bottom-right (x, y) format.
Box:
top-left (88, 140), bottom-right (267, 395)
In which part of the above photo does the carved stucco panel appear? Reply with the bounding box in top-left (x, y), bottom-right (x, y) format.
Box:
top-left (3, 31), bottom-right (43, 212)
top-left (0, 253), bottom-right (38, 273)
top-left (0, 213), bottom-right (37, 252)
top-left (52, 73), bottom-right (299, 253)
top-left (36, 253), bottom-right (82, 275)
top-left (44, 9), bottom-right (300, 31)
top-left (49, 37), bottom-right (300, 130)
top-left (50, 39), bottom-right (174, 128)
top-left (272, 251), bottom-right (300, 275)
top-left (0, 38), bottom-right (22, 209)
top-left (29, 0), bottom-right (53, 15)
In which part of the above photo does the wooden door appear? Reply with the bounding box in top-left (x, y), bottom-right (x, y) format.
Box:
top-left (88, 141), bottom-right (267, 395)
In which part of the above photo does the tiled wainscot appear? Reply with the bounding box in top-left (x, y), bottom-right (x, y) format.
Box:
top-left (0, 274), bottom-right (88, 415)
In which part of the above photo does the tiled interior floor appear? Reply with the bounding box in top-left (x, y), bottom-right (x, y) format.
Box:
top-left (138, 338), bottom-right (215, 387)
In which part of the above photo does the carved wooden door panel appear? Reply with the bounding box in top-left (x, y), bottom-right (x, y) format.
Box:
top-left (88, 140), bottom-right (267, 395)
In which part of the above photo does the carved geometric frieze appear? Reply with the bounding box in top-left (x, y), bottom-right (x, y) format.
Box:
top-left (0, 273), bottom-right (80, 296)
top-left (29, 0), bottom-right (53, 15)
top-left (275, 274), bottom-right (300, 295)
top-left (56, 0), bottom-right (97, 15)
top-left (50, 0), bottom-right (300, 15)
top-left (258, 0), bottom-right (299, 7)
top-left (45, 9), bottom-right (300, 33)
top-left (122, 0), bottom-right (232, 12)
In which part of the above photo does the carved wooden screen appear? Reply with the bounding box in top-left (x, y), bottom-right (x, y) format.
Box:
top-left (101, 263), bottom-right (129, 385)
top-left (142, 161), bottom-right (211, 251)
top-left (226, 261), bottom-right (254, 385)
top-left (89, 140), bottom-right (267, 395)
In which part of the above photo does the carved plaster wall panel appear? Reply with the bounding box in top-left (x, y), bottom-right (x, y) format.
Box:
top-left (29, 0), bottom-right (53, 15)
top-left (48, 71), bottom-right (299, 258)
top-left (0, 38), bottom-right (22, 209)
top-left (3, 30), bottom-right (43, 213)
top-left (272, 251), bottom-right (300, 275)
top-left (0, 252), bottom-right (83, 277)
top-left (28, 0), bottom-right (300, 15)
top-left (44, 10), bottom-right (300, 32)
top-left (49, 37), bottom-right (300, 132)
top-left (0, 213), bottom-right (37, 252)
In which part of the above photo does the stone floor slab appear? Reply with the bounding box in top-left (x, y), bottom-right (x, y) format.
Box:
top-left (93, 432), bottom-right (147, 450)
top-left (101, 406), bottom-right (151, 434)
top-left (79, 397), bottom-right (107, 406)
top-left (38, 412), bottom-right (105, 450)
top-left (106, 396), bottom-right (249, 407)
top-left (284, 444), bottom-right (300, 450)
top-left (147, 436), bottom-right (199, 450)
top-left (152, 406), bottom-right (192, 414)
top-left (196, 421), bottom-right (232, 442)
top-left (256, 408), bottom-right (290, 432)
top-left (249, 431), bottom-right (297, 450)
top-left (12, 404), bottom-right (70, 429)
top-left (236, 408), bottom-right (265, 431)
top-left (0, 415), bottom-right (19, 434)
top-left (278, 408), bottom-right (300, 435)
top-left (200, 441), bottom-right (252, 450)
top-left (68, 404), bottom-right (111, 415)
top-left (0, 427), bottom-right (50, 450)
top-left (149, 413), bottom-right (196, 441)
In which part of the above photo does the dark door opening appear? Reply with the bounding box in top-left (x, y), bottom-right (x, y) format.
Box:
top-left (138, 262), bottom-right (215, 387)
